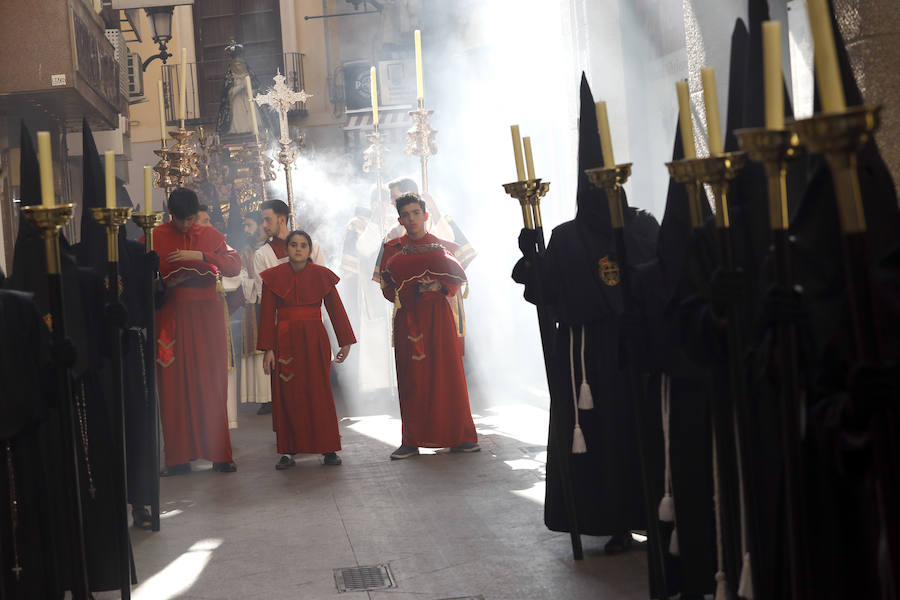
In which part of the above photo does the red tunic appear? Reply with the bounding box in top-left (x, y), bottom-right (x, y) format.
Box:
top-left (379, 233), bottom-right (477, 447)
top-left (152, 221), bottom-right (241, 465)
top-left (257, 262), bottom-right (356, 454)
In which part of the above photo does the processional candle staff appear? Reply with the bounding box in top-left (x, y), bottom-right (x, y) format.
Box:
top-left (93, 151), bottom-right (135, 599)
top-left (735, 19), bottom-right (809, 600)
top-left (132, 166), bottom-right (163, 531)
top-left (363, 66), bottom-right (388, 224)
top-left (23, 131), bottom-right (91, 598)
top-left (583, 110), bottom-right (670, 599)
top-left (406, 29), bottom-right (437, 193)
top-left (791, 1), bottom-right (898, 584)
top-left (500, 130), bottom-right (582, 560)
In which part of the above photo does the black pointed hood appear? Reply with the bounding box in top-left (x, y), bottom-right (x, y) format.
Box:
top-left (9, 123), bottom-right (50, 311)
top-left (657, 115), bottom-right (712, 301)
top-left (77, 118), bottom-right (110, 274)
top-left (575, 72), bottom-right (613, 233)
top-left (724, 19), bottom-right (750, 153)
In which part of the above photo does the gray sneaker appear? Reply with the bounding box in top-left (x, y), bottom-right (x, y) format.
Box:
top-left (390, 445), bottom-right (420, 460)
top-left (322, 452), bottom-right (342, 466)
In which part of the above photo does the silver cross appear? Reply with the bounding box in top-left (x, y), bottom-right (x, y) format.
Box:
top-left (254, 70), bottom-right (312, 146)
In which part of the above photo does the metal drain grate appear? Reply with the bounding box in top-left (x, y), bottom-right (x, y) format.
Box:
top-left (334, 564), bottom-right (396, 592)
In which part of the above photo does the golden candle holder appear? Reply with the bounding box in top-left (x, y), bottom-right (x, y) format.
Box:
top-left (502, 178), bottom-right (550, 230)
top-left (736, 128), bottom-right (801, 231)
top-left (90, 207), bottom-right (133, 264)
top-left (665, 159), bottom-right (710, 229)
top-left (406, 98), bottom-right (438, 193)
top-left (688, 153), bottom-right (747, 229)
top-left (20, 204), bottom-right (75, 275)
top-left (585, 163), bottom-right (633, 229)
top-left (132, 212), bottom-right (164, 253)
top-left (790, 105), bottom-right (880, 234)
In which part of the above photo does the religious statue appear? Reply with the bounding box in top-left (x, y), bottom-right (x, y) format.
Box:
top-left (215, 41), bottom-right (272, 138)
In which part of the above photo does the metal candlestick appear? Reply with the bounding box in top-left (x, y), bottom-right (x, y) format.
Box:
top-left (364, 124), bottom-right (389, 234)
top-left (245, 139), bottom-right (276, 204)
top-left (502, 176), bottom-right (585, 562)
top-left (406, 98), bottom-right (438, 193)
top-left (585, 161), bottom-right (672, 600)
top-left (19, 203), bottom-right (91, 600)
top-left (665, 159), bottom-right (709, 229)
top-left (90, 206), bottom-right (133, 600)
top-left (584, 163), bottom-right (633, 228)
top-left (736, 125), bottom-right (808, 600)
top-left (131, 211), bottom-right (163, 532)
top-left (502, 178), bottom-right (549, 234)
top-left (791, 105), bottom-right (899, 591)
top-left (255, 70), bottom-right (312, 229)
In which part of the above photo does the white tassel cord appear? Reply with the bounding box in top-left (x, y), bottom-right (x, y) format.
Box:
top-left (577, 325), bottom-right (594, 409)
top-left (570, 326), bottom-right (587, 454)
top-left (734, 412), bottom-right (754, 600)
top-left (658, 374), bottom-right (675, 523)
top-left (669, 526), bottom-right (680, 556)
top-left (712, 428), bottom-right (729, 600)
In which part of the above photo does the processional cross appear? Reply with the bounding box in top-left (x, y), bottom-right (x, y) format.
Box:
top-left (254, 70), bottom-right (312, 228)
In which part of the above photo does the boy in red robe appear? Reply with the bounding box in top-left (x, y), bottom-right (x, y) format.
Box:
top-left (378, 193), bottom-right (479, 460)
top-left (257, 230), bottom-right (356, 469)
top-left (153, 188), bottom-right (242, 475)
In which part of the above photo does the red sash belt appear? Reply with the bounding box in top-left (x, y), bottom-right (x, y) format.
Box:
top-left (277, 305), bottom-right (320, 321)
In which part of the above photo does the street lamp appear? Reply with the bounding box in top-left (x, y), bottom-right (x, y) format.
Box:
top-left (142, 6), bottom-right (174, 70)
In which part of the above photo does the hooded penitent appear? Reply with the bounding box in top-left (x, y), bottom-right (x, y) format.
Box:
top-left (512, 73), bottom-right (652, 541)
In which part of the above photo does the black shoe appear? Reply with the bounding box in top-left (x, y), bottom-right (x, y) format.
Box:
top-left (257, 402), bottom-right (272, 415)
top-left (132, 507), bottom-right (153, 531)
top-left (160, 463), bottom-right (190, 477)
top-left (604, 532), bottom-right (632, 555)
top-left (212, 461), bottom-right (237, 472)
top-left (390, 445), bottom-right (419, 460)
top-left (449, 442), bottom-right (481, 453)
top-left (275, 455), bottom-right (296, 470)
top-left (322, 452), bottom-right (342, 466)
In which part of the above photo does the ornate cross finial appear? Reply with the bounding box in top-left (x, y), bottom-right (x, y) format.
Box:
top-left (254, 69), bottom-right (312, 145)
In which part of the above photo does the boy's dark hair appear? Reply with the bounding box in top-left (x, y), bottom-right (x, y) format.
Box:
top-left (387, 177), bottom-right (418, 194)
top-left (395, 192), bottom-right (426, 215)
top-left (168, 187), bottom-right (200, 220)
top-left (259, 199), bottom-right (290, 218)
top-left (285, 230), bottom-right (314, 263)
top-left (243, 210), bottom-right (262, 225)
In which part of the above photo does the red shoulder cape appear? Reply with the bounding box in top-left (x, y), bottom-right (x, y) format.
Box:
top-left (259, 262), bottom-right (340, 303)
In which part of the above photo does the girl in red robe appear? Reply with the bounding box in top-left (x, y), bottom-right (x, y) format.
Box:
top-left (257, 231), bottom-right (356, 469)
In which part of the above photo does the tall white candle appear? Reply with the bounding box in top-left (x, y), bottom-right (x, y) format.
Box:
top-left (762, 21), bottom-right (784, 130)
top-left (414, 30), bottom-right (424, 101)
top-left (676, 81), bottom-right (697, 158)
top-left (143, 166), bottom-right (152, 214)
top-left (807, 0), bottom-right (846, 113)
top-left (701, 67), bottom-right (724, 155)
top-left (595, 101), bottom-right (615, 167)
top-left (179, 47), bottom-right (187, 124)
top-left (523, 136), bottom-right (536, 180)
top-left (37, 131), bottom-right (55, 207)
top-left (105, 151), bottom-right (116, 209)
top-left (370, 67), bottom-right (379, 126)
top-left (157, 79), bottom-right (167, 143)
top-left (245, 75), bottom-right (259, 137)
top-left (510, 125), bottom-right (526, 182)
